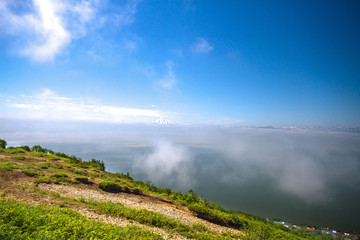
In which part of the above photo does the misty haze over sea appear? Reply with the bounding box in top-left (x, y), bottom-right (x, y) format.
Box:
top-left (2, 120), bottom-right (360, 231)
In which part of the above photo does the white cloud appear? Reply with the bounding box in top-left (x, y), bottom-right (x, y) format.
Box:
top-left (0, 0), bottom-right (99, 62)
top-left (157, 61), bottom-right (177, 89)
top-left (5, 89), bottom-right (162, 123)
top-left (0, 0), bottom-right (143, 62)
top-left (191, 37), bottom-right (213, 54)
top-left (136, 139), bottom-right (194, 187)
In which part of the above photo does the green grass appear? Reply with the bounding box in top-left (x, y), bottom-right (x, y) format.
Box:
top-left (0, 190), bottom-right (9, 197)
top-left (0, 163), bottom-right (18, 171)
top-left (0, 199), bottom-right (162, 240)
top-left (87, 200), bottom-right (226, 240)
top-left (11, 155), bottom-right (26, 160)
top-left (30, 152), bottom-right (47, 157)
top-left (3, 147), bottom-right (27, 155)
top-left (35, 173), bottom-right (77, 184)
top-left (34, 162), bottom-right (51, 169)
top-left (67, 168), bottom-right (90, 176)
top-left (22, 169), bottom-right (40, 177)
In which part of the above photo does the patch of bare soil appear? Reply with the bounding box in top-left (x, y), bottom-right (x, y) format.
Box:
top-left (77, 208), bottom-right (187, 240)
top-left (39, 183), bottom-right (242, 235)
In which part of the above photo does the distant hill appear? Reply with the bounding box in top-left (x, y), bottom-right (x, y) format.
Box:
top-left (0, 141), bottom-right (355, 239)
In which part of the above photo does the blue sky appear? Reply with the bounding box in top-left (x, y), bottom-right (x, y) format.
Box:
top-left (0, 0), bottom-right (359, 126)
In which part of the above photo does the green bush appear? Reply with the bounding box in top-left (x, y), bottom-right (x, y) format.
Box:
top-left (131, 187), bottom-right (142, 195)
top-left (99, 181), bottom-right (123, 193)
top-left (31, 145), bottom-right (54, 154)
top-left (0, 139), bottom-right (7, 149)
top-left (75, 177), bottom-right (93, 185)
top-left (19, 145), bottom-right (31, 152)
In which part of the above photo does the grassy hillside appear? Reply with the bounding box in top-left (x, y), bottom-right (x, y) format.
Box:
top-left (0, 142), bottom-right (352, 239)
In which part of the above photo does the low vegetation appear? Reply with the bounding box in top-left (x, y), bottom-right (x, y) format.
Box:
top-left (0, 139), bottom-right (353, 239)
top-left (87, 200), bottom-right (224, 239)
top-left (0, 199), bottom-right (162, 240)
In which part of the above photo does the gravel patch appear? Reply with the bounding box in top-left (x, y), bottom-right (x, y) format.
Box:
top-left (39, 183), bottom-right (242, 235)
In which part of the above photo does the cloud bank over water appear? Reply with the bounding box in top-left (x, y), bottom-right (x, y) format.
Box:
top-left (1, 120), bottom-right (360, 229)
top-left (135, 139), bottom-right (194, 188)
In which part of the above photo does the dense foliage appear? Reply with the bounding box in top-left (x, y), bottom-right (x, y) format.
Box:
top-left (0, 139), bottom-right (6, 149)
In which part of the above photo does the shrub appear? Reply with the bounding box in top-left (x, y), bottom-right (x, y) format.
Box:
top-left (19, 145), bottom-right (31, 152)
top-left (75, 177), bottom-right (93, 185)
top-left (0, 139), bottom-right (7, 149)
top-left (99, 181), bottom-right (122, 193)
top-left (131, 188), bottom-right (142, 195)
top-left (31, 145), bottom-right (54, 154)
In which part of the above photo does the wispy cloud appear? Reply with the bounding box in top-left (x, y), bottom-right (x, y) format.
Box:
top-left (3, 89), bottom-right (162, 123)
top-left (191, 37), bottom-right (213, 54)
top-left (0, 0), bottom-right (141, 62)
top-left (0, 0), bottom-right (99, 62)
top-left (112, 0), bottom-right (141, 27)
top-left (122, 35), bottom-right (142, 52)
top-left (86, 49), bottom-right (102, 61)
top-left (156, 60), bottom-right (177, 90)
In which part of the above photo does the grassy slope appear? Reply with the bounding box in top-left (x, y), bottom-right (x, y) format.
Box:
top-left (0, 146), bottom-right (337, 239)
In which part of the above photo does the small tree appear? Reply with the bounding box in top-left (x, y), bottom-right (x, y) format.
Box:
top-left (0, 139), bottom-right (7, 149)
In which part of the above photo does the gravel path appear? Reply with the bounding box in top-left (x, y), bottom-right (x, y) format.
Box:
top-left (38, 184), bottom-right (242, 236)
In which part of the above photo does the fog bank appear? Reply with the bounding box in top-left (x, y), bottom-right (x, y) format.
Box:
top-left (1, 119), bottom-right (360, 230)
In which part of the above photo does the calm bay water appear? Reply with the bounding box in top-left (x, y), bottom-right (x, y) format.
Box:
top-left (4, 122), bottom-right (359, 231)
top-left (46, 137), bottom-right (360, 231)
